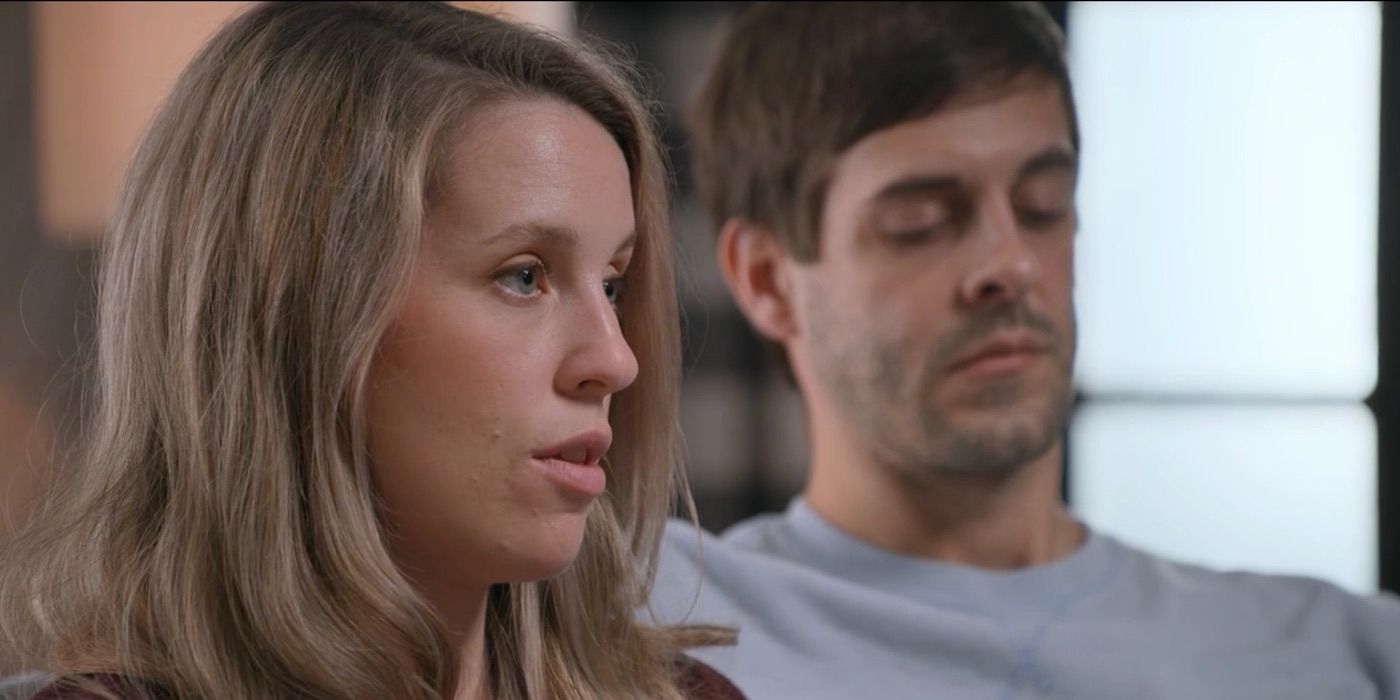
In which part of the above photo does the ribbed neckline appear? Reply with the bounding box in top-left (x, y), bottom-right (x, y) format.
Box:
top-left (764, 498), bottom-right (1125, 613)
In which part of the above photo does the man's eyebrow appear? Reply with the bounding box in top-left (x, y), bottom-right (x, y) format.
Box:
top-left (864, 146), bottom-right (1079, 206)
top-left (480, 222), bottom-right (638, 255)
top-left (1017, 146), bottom-right (1078, 180)
top-left (868, 174), bottom-right (962, 205)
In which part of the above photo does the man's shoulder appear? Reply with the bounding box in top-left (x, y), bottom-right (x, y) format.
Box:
top-left (661, 512), bottom-right (789, 560)
top-left (1106, 534), bottom-right (1400, 635)
top-left (1, 672), bottom-right (50, 700)
top-left (651, 513), bottom-right (806, 624)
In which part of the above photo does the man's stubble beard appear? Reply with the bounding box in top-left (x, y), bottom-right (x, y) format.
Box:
top-left (807, 297), bottom-right (1076, 483)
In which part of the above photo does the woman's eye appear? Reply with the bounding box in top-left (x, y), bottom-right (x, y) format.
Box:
top-left (498, 263), bottom-right (544, 296)
top-left (603, 277), bottom-right (625, 308)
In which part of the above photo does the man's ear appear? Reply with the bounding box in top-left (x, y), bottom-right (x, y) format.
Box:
top-left (715, 218), bottom-right (799, 343)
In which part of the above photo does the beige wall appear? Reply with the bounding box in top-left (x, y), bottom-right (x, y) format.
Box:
top-left (33, 1), bottom-right (253, 244)
top-left (31, 1), bottom-right (573, 245)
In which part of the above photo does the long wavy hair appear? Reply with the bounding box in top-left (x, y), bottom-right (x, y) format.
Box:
top-left (0, 3), bottom-right (721, 697)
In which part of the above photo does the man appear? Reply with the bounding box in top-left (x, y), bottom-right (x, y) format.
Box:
top-left (649, 3), bottom-right (1400, 699)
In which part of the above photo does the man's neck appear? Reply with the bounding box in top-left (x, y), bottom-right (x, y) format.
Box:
top-left (805, 439), bottom-right (1082, 570)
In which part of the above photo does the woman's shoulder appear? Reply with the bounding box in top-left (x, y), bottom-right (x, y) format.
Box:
top-left (674, 655), bottom-right (746, 700)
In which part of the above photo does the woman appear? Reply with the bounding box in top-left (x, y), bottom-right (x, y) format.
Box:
top-left (0, 2), bottom-right (739, 698)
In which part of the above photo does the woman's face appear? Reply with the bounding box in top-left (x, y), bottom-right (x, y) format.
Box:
top-left (367, 98), bottom-right (639, 591)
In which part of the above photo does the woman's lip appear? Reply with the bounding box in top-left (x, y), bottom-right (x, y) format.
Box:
top-left (532, 457), bottom-right (607, 499)
top-left (533, 429), bottom-right (612, 467)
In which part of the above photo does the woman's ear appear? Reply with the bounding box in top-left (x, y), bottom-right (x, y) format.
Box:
top-left (715, 219), bottom-right (798, 343)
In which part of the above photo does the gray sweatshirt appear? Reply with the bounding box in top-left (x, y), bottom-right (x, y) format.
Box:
top-left (649, 500), bottom-right (1400, 700)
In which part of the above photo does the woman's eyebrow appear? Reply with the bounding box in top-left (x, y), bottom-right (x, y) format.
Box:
top-left (482, 223), bottom-right (638, 256)
top-left (614, 232), bottom-right (638, 256)
top-left (481, 222), bottom-right (579, 249)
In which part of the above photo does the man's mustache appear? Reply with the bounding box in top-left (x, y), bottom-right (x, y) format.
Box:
top-left (931, 304), bottom-right (1062, 372)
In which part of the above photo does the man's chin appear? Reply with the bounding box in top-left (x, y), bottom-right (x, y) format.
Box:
top-left (937, 429), bottom-right (1058, 476)
top-left (945, 380), bottom-right (1067, 416)
top-left (921, 400), bottom-right (1068, 473)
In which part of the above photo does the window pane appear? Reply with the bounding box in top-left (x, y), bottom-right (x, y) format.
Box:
top-left (1068, 1), bottom-right (1380, 399)
top-left (1069, 403), bottom-right (1377, 592)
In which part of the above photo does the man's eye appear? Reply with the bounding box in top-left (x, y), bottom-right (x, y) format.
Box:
top-left (498, 263), bottom-right (544, 296)
top-left (1018, 207), bottom-right (1070, 229)
top-left (883, 226), bottom-right (946, 247)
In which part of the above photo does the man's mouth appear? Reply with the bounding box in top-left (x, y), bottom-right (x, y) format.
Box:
top-left (948, 332), bottom-right (1049, 377)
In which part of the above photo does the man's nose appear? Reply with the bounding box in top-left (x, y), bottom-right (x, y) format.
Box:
top-left (956, 197), bottom-right (1040, 310)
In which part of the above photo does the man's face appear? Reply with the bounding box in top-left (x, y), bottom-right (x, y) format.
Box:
top-left (788, 74), bottom-right (1077, 480)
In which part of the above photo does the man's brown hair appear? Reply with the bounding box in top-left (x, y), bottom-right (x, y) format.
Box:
top-left (690, 1), bottom-right (1078, 261)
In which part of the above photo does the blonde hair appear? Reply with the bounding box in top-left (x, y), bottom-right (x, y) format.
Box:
top-left (0, 2), bottom-right (722, 697)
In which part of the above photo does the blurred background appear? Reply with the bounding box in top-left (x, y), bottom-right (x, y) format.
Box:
top-left (0, 1), bottom-right (1395, 596)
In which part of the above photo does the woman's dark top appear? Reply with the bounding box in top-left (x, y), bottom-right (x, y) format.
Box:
top-left (675, 655), bottom-right (747, 700)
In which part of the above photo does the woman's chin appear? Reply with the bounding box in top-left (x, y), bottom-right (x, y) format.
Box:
top-left (492, 518), bottom-right (590, 583)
